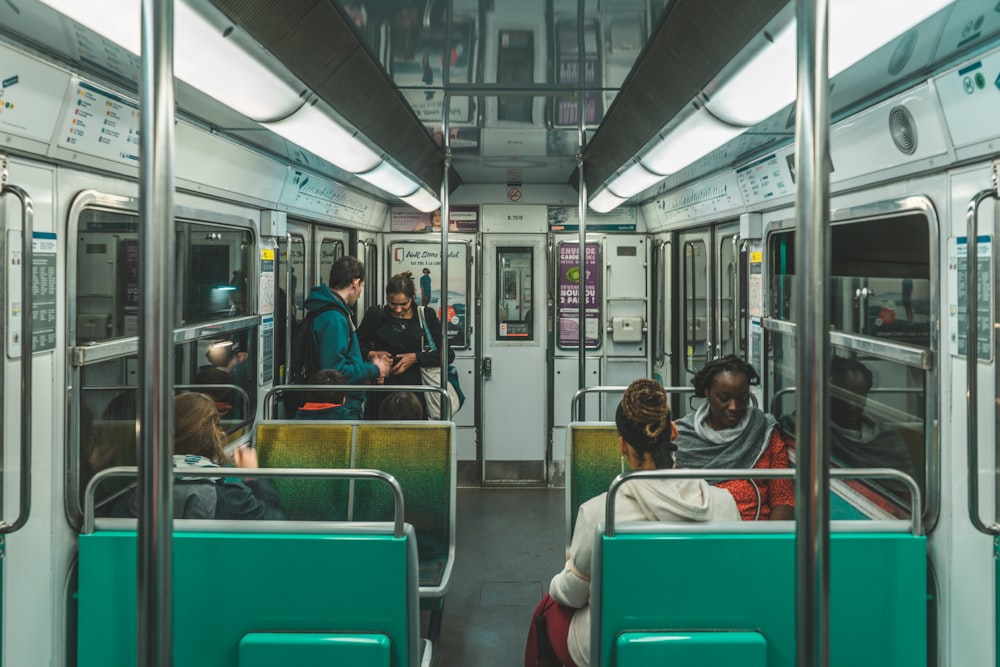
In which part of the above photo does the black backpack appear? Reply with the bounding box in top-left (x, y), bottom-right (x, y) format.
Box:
top-left (283, 303), bottom-right (337, 413)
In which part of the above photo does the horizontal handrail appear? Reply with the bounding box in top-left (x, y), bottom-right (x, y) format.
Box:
top-left (605, 468), bottom-right (922, 536)
top-left (264, 383), bottom-right (449, 419)
top-left (571, 385), bottom-right (696, 421)
top-left (84, 466), bottom-right (405, 537)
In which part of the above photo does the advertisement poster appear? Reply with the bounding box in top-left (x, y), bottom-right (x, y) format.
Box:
top-left (557, 241), bottom-right (601, 348)
top-left (389, 241), bottom-right (470, 349)
top-left (390, 206), bottom-right (480, 233)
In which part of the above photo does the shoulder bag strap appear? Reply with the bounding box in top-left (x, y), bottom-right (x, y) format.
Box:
top-left (417, 306), bottom-right (437, 352)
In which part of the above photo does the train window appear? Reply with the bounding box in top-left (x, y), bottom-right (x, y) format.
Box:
top-left (718, 232), bottom-right (739, 357)
top-left (182, 223), bottom-right (254, 325)
top-left (768, 214), bottom-right (930, 345)
top-left (77, 335), bottom-right (256, 517)
top-left (766, 210), bottom-right (934, 510)
top-left (76, 209), bottom-right (140, 344)
top-left (683, 240), bottom-right (708, 373)
top-left (319, 237), bottom-right (345, 289)
top-left (496, 247), bottom-right (534, 340)
top-left (497, 30), bottom-right (534, 122)
top-left (277, 234), bottom-right (306, 317)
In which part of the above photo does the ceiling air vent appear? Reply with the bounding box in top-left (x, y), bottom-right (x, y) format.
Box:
top-left (888, 105), bottom-right (918, 155)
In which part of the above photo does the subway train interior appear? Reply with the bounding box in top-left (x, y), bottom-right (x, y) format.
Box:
top-left (0, 0), bottom-right (998, 664)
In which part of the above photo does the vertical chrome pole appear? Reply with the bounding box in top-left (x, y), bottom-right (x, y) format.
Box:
top-left (284, 233), bottom-right (292, 385)
top-left (138, 0), bottom-right (175, 665)
top-left (793, 0), bottom-right (831, 666)
top-left (576, 0), bottom-right (587, 416)
top-left (440, 93), bottom-right (452, 420)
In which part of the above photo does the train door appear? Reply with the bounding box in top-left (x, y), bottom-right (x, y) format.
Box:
top-left (676, 222), bottom-right (739, 412)
top-left (1, 157), bottom-right (62, 666)
top-left (482, 234), bottom-right (547, 482)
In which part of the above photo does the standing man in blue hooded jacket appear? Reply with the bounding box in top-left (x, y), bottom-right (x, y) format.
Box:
top-left (304, 257), bottom-right (391, 408)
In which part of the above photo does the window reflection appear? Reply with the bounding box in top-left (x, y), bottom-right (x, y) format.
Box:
top-left (496, 247), bottom-right (534, 340)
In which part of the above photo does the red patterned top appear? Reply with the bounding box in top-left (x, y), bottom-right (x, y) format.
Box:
top-left (718, 430), bottom-right (795, 520)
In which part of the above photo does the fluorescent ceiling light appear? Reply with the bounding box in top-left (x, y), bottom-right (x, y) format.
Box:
top-left (607, 161), bottom-right (665, 199)
top-left (37, 0), bottom-right (302, 121)
top-left (400, 189), bottom-right (441, 213)
top-left (357, 162), bottom-right (419, 197)
top-left (264, 102), bottom-right (382, 174)
top-left (639, 108), bottom-right (744, 176)
top-left (174, 3), bottom-right (301, 121)
top-left (704, 0), bottom-right (951, 126)
top-left (589, 189), bottom-right (627, 214)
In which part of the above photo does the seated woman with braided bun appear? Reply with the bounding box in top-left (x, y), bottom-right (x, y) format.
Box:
top-left (674, 355), bottom-right (795, 521)
top-left (524, 378), bottom-right (739, 667)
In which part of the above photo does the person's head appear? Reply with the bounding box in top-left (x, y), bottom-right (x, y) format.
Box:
top-left (423, 267), bottom-right (431, 276)
top-left (830, 356), bottom-right (873, 430)
top-left (305, 369), bottom-right (348, 405)
top-left (385, 272), bottom-right (417, 318)
top-left (691, 355), bottom-right (760, 430)
top-left (431, 209), bottom-right (442, 229)
top-left (615, 379), bottom-right (677, 470)
top-left (379, 391), bottom-right (425, 420)
top-left (174, 392), bottom-right (230, 465)
top-left (205, 341), bottom-right (236, 370)
top-left (328, 256), bottom-right (366, 305)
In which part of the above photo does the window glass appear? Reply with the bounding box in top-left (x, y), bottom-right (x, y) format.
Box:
top-left (496, 247), bottom-right (534, 340)
top-left (683, 240), bottom-right (708, 373)
top-left (182, 223), bottom-right (254, 325)
top-left (719, 233), bottom-right (738, 356)
top-left (75, 209), bottom-right (139, 344)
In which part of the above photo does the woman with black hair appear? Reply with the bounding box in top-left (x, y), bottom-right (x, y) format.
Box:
top-left (524, 379), bottom-right (738, 667)
top-left (674, 355), bottom-right (795, 521)
top-left (357, 271), bottom-right (455, 418)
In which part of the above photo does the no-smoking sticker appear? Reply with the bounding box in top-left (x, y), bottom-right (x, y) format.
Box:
top-left (507, 186), bottom-right (522, 202)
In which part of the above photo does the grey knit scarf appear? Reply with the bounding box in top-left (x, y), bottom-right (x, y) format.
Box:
top-left (673, 403), bottom-right (776, 470)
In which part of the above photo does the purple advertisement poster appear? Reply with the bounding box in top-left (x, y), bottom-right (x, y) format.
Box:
top-left (557, 242), bottom-right (601, 348)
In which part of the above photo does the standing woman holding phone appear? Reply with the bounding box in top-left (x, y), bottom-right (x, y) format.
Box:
top-left (357, 271), bottom-right (454, 419)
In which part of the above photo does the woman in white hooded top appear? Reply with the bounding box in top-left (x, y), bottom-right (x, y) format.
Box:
top-left (524, 378), bottom-right (739, 667)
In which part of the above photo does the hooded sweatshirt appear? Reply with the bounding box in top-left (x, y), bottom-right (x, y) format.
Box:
top-left (304, 284), bottom-right (381, 387)
top-left (550, 477), bottom-right (739, 666)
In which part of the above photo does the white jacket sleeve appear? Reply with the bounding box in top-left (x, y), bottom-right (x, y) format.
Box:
top-left (549, 495), bottom-right (603, 608)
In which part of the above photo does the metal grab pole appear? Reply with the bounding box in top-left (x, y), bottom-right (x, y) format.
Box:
top-left (0, 175), bottom-right (33, 534)
top-left (794, 1), bottom-right (832, 666)
top-left (440, 93), bottom-right (452, 420)
top-left (138, 0), bottom-right (175, 665)
top-left (965, 181), bottom-right (1000, 535)
top-left (576, 0), bottom-right (588, 418)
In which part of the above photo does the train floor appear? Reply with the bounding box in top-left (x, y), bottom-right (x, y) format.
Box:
top-left (425, 486), bottom-right (565, 666)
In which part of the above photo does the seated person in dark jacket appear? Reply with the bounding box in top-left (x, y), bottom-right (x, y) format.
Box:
top-left (113, 392), bottom-right (285, 520)
top-left (294, 369), bottom-right (363, 420)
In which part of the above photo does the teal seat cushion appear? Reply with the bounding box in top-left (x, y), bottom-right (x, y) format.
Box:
top-left (239, 632), bottom-right (391, 667)
top-left (616, 631), bottom-right (766, 667)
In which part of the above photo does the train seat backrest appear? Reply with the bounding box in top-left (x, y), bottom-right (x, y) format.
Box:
top-left (255, 422), bottom-right (353, 521)
top-left (593, 521), bottom-right (927, 667)
top-left (566, 422), bottom-right (621, 543)
top-left (77, 520), bottom-right (422, 667)
top-left (254, 420), bottom-right (456, 598)
top-left (354, 422), bottom-right (454, 595)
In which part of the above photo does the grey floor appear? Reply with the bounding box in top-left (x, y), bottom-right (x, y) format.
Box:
top-left (424, 487), bottom-right (565, 667)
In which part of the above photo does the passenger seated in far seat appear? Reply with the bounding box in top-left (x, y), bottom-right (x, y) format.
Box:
top-left (112, 392), bottom-right (285, 520)
top-left (829, 356), bottom-right (916, 494)
top-left (378, 391), bottom-right (426, 420)
top-left (524, 379), bottom-right (739, 667)
top-left (294, 369), bottom-right (363, 420)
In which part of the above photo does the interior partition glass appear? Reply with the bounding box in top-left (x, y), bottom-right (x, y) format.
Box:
top-left (682, 239), bottom-right (708, 372)
top-left (496, 247), bottom-right (535, 340)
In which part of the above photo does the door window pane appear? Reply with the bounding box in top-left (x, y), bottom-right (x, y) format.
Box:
top-left (496, 247), bottom-right (534, 340)
top-left (683, 240), bottom-right (708, 373)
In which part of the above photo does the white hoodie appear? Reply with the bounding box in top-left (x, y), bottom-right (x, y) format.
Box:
top-left (549, 477), bottom-right (739, 666)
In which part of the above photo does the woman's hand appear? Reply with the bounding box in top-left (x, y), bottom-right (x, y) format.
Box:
top-left (390, 352), bottom-right (418, 375)
top-left (232, 445), bottom-right (259, 469)
top-left (368, 350), bottom-right (393, 364)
